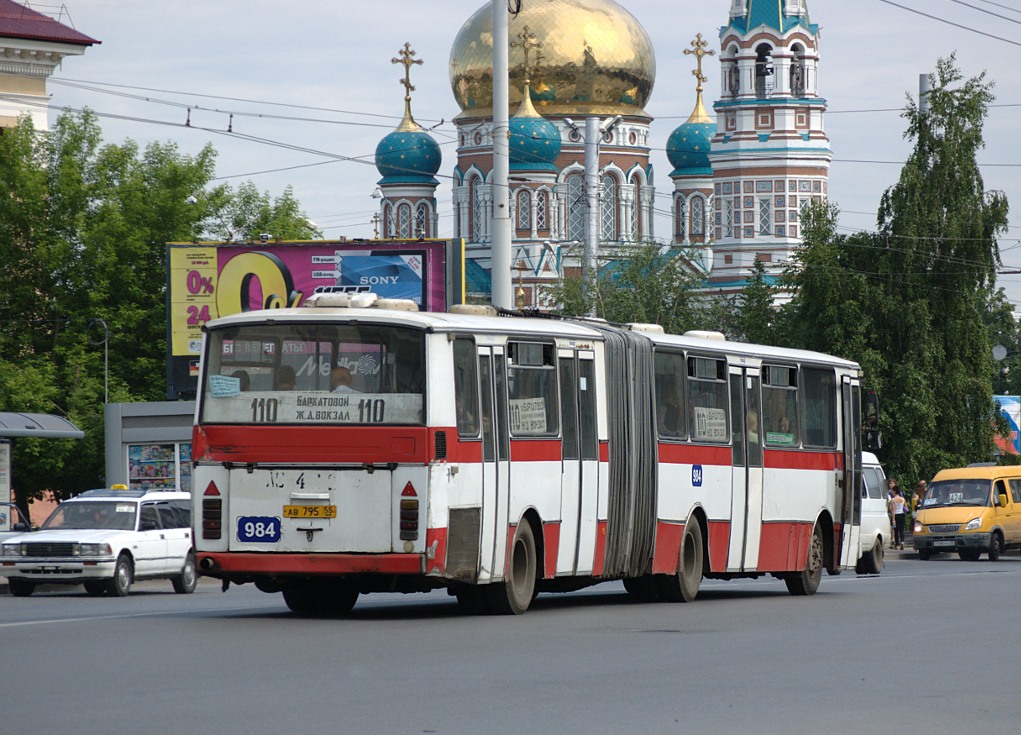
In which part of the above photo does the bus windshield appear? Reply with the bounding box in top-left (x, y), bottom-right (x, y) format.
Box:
top-left (199, 322), bottom-right (425, 426)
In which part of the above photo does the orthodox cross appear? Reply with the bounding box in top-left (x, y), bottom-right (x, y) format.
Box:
top-left (392, 42), bottom-right (423, 105)
top-left (510, 25), bottom-right (542, 79)
top-left (683, 33), bottom-right (715, 94)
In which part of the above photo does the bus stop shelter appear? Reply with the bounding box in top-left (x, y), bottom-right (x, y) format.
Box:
top-left (0, 411), bottom-right (84, 509)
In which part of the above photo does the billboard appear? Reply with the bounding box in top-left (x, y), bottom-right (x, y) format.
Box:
top-left (166, 239), bottom-right (464, 398)
top-left (994, 395), bottom-right (1020, 456)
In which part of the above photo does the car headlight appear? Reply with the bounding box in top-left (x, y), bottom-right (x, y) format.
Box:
top-left (914, 521), bottom-right (924, 534)
top-left (1, 543), bottom-right (26, 557)
top-left (965, 518), bottom-right (982, 531)
top-left (78, 543), bottom-right (112, 557)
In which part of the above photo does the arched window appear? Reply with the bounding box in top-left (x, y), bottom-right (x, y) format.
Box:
top-left (383, 203), bottom-right (396, 238)
top-left (471, 178), bottom-right (484, 242)
top-left (691, 197), bottom-right (705, 236)
top-left (790, 44), bottom-right (805, 98)
top-left (600, 175), bottom-right (617, 242)
top-left (415, 203), bottom-right (429, 238)
top-left (536, 190), bottom-right (548, 231)
top-left (565, 174), bottom-right (585, 242)
top-left (755, 44), bottom-right (774, 98)
top-left (516, 189), bottom-right (531, 230)
top-left (398, 203), bottom-right (412, 238)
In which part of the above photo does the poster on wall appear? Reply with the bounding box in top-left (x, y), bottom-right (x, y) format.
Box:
top-left (166, 239), bottom-right (465, 398)
top-left (993, 395), bottom-right (1020, 456)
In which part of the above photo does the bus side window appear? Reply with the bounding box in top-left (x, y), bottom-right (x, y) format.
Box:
top-left (453, 339), bottom-right (480, 437)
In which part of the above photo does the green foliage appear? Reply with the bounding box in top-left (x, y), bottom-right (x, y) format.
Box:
top-left (781, 56), bottom-right (1009, 485)
top-left (542, 243), bottom-right (738, 336)
top-left (0, 110), bottom-right (313, 506)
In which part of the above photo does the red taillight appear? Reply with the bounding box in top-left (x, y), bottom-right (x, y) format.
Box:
top-left (400, 498), bottom-right (419, 541)
top-left (202, 495), bottom-right (222, 540)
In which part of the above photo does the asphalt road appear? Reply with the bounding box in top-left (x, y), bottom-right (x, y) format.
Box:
top-left (2, 555), bottom-right (1019, 735)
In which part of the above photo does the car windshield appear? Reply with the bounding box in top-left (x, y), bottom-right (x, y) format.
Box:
top-left (41, 501), bottom-right (138, 531)
top-left (920, 480), bottom-right (991, 509)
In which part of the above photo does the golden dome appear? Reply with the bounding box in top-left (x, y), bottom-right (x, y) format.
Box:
top-left (450, 0), bottom-right (656, 121)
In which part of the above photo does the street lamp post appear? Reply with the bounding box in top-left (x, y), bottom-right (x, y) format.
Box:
top-left (563, 115), bottom-right (622, 317)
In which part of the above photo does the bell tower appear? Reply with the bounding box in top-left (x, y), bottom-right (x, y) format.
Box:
top-left (708, 0), bottom-right (830, 295)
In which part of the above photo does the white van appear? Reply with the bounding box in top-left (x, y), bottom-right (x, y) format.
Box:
top-left (857, 452), bottom-right (892, 574)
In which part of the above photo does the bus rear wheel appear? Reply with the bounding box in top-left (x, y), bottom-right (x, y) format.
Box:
top-left (487, 521), bottom-right (537, 615)
top-left (283, 582), bottom-right (358, 615)
top-left (785, 525), bottom-right (823, 596)
top-left (659, 520), bottom-right (704, 602)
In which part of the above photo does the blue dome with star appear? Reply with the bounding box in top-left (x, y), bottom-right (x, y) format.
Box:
top-left (509, 114), bottom-right (561, 172)
top-left (375, 124), bottom-right (441, 184)
top-left (667, 119), bottom-right (715, 177)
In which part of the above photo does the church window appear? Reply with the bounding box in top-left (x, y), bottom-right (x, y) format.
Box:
top-left (691, 197), bottom-right (705, 236)
top-left (398, 203), bottom-right (412, 238)
top-left (759, 198), bottom-right (772, 236)
top-left (415, 203), bottom-right (429, 237)
top-left (565, 174), bottom-right (585, 242)
top-left (472, 178), bottom-right (484, 242)
top-left (536, 190), bottom-right (548, 231)
top-left (754, 44), bottom-right (774, 98)
top-left (600, 175), bottom-right (617, 242)
top-left (517, 189), bottom-right (531, 230)
top-left (383, 203), bottom-right (395, 238)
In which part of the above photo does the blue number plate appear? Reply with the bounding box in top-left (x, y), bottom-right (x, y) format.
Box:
top-left (237, 516), bottom-right (281, 543)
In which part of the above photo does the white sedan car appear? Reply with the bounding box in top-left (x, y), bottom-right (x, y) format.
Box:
top-left (0, 487), bottom-right (196, 597)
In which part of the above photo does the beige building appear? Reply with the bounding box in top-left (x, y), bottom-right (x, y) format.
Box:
top-left (0, 0), bottom-right (98, 130)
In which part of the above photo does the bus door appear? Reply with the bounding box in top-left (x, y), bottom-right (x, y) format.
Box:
top-left (838, 377), bottom-right (862, 567)
top-left (477, 346), bottom-right (511, 583)
top-left (556, 350), bottom-right (599, 575)
top-left (728, 367), bottom-right (763, 571)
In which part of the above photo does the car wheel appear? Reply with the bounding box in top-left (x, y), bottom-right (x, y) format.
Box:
top-left (988, 532), bottom-right (1003, 561)
top-left (172, 552), bottom-right (198, 594)
top-left (105, 553), bottom-right (133, 597)
top-left (862, 538), bottom-right (884, 575)
top-left (8, 579), bottom-right (35, 597)
top-left (785, 525), bottom-right (824, 596)
top-left (84, 580), bottom-right (107, 596)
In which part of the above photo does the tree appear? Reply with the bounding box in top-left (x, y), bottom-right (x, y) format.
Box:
top-left (542, 243), bottom-right (736, 336)
top-left (781, 56), bottom-right (1008, 484)
top-left (0, 110), bottom-right (315, 510)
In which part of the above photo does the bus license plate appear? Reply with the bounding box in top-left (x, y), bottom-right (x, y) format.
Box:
top-left (283, 505), bottom-right (337, 519)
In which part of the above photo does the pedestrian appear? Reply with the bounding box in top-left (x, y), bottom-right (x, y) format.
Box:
top-left (912, 480), bottom-right (927, 513)
top-left (889, 484), bottom-right (908, 550)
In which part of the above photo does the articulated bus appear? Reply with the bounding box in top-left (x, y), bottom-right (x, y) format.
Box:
top-left (191, 293), bottom-right (865, 615)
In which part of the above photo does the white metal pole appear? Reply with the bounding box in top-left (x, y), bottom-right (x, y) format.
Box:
top-left (491, 0), bottom-right (513, 309)
top-left (583, 116), bottom-right (600, 317)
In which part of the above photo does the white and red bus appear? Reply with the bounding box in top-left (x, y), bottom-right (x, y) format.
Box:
top-left (191, 293), bottom-right (865, 615)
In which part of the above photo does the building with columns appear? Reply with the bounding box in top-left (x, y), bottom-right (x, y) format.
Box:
top-left (0, 0), bottom-right (98, 130)
top-left (372, 0), bottom-right (829, 304)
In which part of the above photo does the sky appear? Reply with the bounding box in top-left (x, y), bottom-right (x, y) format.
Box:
top-left (32, 0), bottom-right (1021, 305)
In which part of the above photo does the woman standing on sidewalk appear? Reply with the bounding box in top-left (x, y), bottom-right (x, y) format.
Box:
top-left (889, 486), bottom-right (908, 550)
